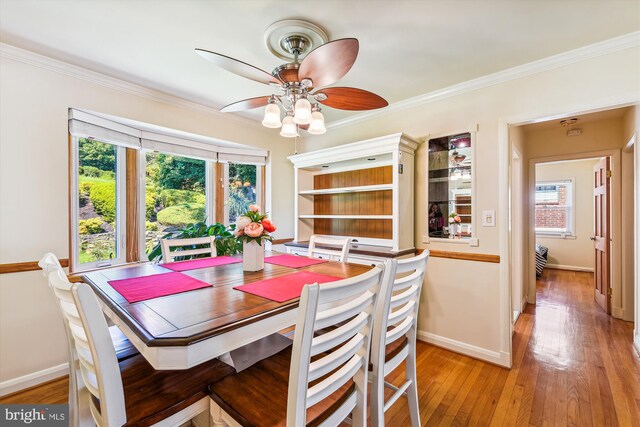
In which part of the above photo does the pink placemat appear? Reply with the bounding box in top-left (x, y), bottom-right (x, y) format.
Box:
top-left (234, 271), bottom-right (341, 303)
top-left (108, 272), bottom-right (211, 303)
top-left (264, 254), bottom-right (329, 268)
top-left (162, 256), bottom-right (242, 272)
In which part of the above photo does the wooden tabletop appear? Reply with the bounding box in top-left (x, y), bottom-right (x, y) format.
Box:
top-left (82, 252), bottom-right (373, 348)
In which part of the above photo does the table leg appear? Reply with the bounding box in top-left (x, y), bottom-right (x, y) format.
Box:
top-left (209, 399), bottom-right (228, 427)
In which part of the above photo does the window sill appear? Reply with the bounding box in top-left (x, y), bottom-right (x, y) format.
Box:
top-left (536, 233), bottom-right (577, 240)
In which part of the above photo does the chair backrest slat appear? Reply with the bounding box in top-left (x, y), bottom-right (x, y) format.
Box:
top-left (310, 312), bottom-right (368, 356)
top-left (314, 290), bottom-right (374, 330)
top-left (286, 261), bottom-right (393, 427)
top-left (308, 235), bottom-right (352, 262)
top-left (307, 333), bottom-right (365, 382)
top-left (161, 236), bottom-right (217, 263)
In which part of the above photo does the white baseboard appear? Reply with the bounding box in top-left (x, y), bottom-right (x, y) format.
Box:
top-left (545, 264), bottom-right (594, 272)
top-left (0, 363), bottom-right (69, 397)
top-left (417, 330), bottom-right (510, 367)
top-left (612, 307), bottom-right (626, 319)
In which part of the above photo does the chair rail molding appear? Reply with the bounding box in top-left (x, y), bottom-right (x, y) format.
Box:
top-left (0, 259), bottom-right (70, 274)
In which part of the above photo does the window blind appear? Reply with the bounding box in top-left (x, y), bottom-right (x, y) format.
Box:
top-left (68, 110), bottom-right (141, 149)
top-left (68, 108), bottom-right (269, 165)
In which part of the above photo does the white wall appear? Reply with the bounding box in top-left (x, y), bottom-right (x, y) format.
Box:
top-left (535, 159), bottom-right (599, 271)
top-left (0, 49), bottom-right (295, 389)
top-left (301, 44), bottom-right (639, 366)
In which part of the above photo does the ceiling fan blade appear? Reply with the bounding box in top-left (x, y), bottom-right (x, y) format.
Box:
top-left (298, 38), bottom-right (359, 89)
top-left (220, 96), bottom-right (271, 113)
top-left (313, 87), bottom-right (388, 111)
top-left (195, 48), bottom-right (281, 86)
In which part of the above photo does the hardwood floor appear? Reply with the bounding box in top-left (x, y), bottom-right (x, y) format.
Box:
top-left (2, 269), bottom-right (638, 425)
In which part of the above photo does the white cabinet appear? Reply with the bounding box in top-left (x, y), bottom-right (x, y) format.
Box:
top-left (288, 133), bottom-right (420, 253)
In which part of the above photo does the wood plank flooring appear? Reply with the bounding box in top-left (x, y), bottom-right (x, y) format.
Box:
top-left (2, 269), bottom-right (638, 425)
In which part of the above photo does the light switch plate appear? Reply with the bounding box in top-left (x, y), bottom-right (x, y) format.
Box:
top-left (422, 235), bottom-right (430, 244)
top-left (482, 210), bottom-right (496, 227)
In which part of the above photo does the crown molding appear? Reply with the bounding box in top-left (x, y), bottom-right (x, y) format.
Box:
top-left (0, 42), bottom-right (265, 130)
top-left (327, 31), bottom-right (640, 130)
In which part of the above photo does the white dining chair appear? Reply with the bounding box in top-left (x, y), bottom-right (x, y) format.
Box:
top-left (161, 236), bottom-right (217, 263)
top-left (209, 260), bottom-right (394, 427)
top-left (42, 257), bottom-right (235, 427)
top-left (370, 250), bottom-right (429, 426)
top-left (38, 254), bottom-right (138, 427)
top-left (308, 234), bottom-right (352, 262)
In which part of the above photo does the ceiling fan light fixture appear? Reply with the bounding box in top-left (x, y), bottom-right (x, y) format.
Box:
top-left (262, 102), bottom-right (282, 128)
top-left (307, 109), bottom-right (326, 135)
top-left (280, 113), bottom-right (299, 138)
top-left (293, 98), bottom-right (312, 124)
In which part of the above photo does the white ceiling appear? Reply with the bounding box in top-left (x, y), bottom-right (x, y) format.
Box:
top-left (1, 0), bottom-right (638, 124)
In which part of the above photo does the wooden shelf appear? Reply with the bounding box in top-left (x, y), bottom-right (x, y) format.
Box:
top-left (299, 184), bottom-right (393, 195)
top-left (299, 214), bottom-right (393, 220)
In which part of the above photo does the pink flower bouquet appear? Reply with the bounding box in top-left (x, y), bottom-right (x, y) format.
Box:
top-left (234, 204), bottom-right (277, 245)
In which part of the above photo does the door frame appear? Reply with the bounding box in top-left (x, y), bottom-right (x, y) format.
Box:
top-left (497, 96), bottom-right (638, 368)
top-left (527, 151), bottom-right (620, 310)
top-left (510, 145), bottom-right (526, 323)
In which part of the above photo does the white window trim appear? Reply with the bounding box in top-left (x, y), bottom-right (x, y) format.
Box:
top-left (534, 178), bottom-right (575, 238)
top-left (71, 137), bottom-right (127, 272)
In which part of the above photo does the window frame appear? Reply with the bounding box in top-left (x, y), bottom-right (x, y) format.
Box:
top-left (534, 178), bottom-right (576, 238)
top-left (222, 162), bottom-right (264, 226)
top-left (70, 136), bottom-right (127, 272)
top-left (137, 149), bottom-right (216, 261)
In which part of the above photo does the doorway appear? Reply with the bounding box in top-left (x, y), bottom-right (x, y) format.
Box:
top-left (533, 157), bottom-right (607, 311)
top-left (507, 106), bottom-right (635, 327)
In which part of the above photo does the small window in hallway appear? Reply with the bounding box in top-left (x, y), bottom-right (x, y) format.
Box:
top-left (535, 180), bottom-right (573, 236)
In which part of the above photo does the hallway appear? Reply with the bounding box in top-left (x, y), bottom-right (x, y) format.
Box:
top-left (384, 268), bottom-right (640, 425)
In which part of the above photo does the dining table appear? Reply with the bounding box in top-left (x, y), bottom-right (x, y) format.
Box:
top-left (82, 251), bottom-right (374, 370)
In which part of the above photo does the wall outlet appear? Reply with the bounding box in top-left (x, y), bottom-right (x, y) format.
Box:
top-left (469, 238), bottom-right (479, 247)
top-left (482, 210), bottom-right (496, 227)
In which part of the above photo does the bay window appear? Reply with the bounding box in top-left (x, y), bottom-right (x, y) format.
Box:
top-left (69, 108), bottom-right (267, 271)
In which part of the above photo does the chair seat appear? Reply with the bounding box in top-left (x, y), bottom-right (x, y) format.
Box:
top-left (209, 347), bottom-right (355, 427)
top-left (109, 326), bottom-right (139, 361)
top-left (114, 354), bottom-right (236, 427)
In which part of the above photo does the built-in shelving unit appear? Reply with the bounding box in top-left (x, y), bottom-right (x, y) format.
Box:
top-left (288, 133), bottom-right (420, 252)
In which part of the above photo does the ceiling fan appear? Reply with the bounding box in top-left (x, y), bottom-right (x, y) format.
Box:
top-left (195, 20), bottom-right (388, 137)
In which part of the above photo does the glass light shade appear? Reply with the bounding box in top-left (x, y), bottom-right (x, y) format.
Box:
top-left (280, 115), bottom-right (299, 138)
top-left (307, 111), bottom-right (326, 135)
top-left (262, 103), bottom-right (282, 128)
top-left (293, 98), bottom-right (312, 124)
